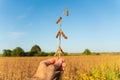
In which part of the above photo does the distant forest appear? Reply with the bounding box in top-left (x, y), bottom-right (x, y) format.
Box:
top-left (1, 45), bottom-right (120, 57)
top-left (2, 45), bottom-right (68, 57)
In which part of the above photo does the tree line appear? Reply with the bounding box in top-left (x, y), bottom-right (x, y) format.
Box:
top-left (2, 45), bottom-right (67, 57)
top-left (2, 45), bottom-right (100, 57)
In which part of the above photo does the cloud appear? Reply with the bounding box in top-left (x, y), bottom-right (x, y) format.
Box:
top-left (8, 32), bottom-right (26, 39)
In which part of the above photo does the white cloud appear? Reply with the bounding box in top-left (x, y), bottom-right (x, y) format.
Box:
top-left (8, 32), bottom-right (26, 39)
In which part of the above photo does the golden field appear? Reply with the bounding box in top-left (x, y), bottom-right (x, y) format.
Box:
top-left (0, 55), bottom-right (120, 80)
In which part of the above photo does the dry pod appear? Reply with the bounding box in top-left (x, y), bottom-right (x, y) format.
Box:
top-left (66, 8), bottom-right (69, 16)
top-left (56, 16), bottom-right (62, 24)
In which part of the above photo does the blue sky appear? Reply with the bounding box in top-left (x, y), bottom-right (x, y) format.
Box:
top-left (0, 0), bottom-right (120, 53)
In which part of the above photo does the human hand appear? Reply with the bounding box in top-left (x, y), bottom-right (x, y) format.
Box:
top-left (31, 58), bottom-right (66, 80)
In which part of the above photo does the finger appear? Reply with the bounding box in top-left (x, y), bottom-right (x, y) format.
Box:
top-left (48, 58), bottom-right (57, 64)
top-left (56, 62), bottom-right (67, 71)
top-left (55, 58), bottom-right (63, 66)
top-left (62, 63), bottom-right (66, 67)
top-left (54, 58), bottom-right (64, 70)
top-left (41, 58), bottom-right (57, 66)
top-left (62, 63), bottom-right (67, 70)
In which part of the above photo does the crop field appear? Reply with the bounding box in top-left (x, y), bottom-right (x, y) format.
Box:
top-left (0, 55), bottom-right (120, 80)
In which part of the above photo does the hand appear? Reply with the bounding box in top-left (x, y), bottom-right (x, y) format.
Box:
top-left (31, 58), bottom-right (66, 80)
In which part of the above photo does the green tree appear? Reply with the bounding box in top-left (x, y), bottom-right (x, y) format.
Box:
top-left (48, 52), bottom-right (55, 56)
top-left (25, 52), bottom-right (33, 56)
top-left (11, 47), bottom-right (25, 56)
top-left (2, 49), bottom-right (11, 57)
top-left (40, 52), bottom-right (48, 56)
top-left (34, 52), bottom-right (48, 56)
top-left (31, 45), bottom-right (41, 55)
top-left (83, 49), bottom-right (91, 55)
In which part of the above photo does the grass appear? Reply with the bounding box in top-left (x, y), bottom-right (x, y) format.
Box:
top-left (0, 55), bottom-right (120, 80)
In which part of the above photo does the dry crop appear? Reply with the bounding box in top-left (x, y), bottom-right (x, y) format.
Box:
top-left (0, 55), bottom-right (120, 80)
